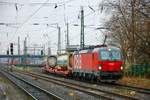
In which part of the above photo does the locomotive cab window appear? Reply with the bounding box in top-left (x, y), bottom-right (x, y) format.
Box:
top-left (99, 49), bottom-right (122, 61)
top-left (99, 51), bottom-right (110, 60)
top-left (111, 50), bottom-right (122, 60)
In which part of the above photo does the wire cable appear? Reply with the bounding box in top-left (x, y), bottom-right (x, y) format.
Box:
top-left (10, 0), bottom-right (50, 41)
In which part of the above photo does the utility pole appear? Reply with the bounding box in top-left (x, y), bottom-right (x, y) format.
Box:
top-left (18, 36), bottom-right (20, 55)
top-left (48, 41), bottom-right (51, 55)
top-left (48, 48), bottom-right (51, 55)
top-left (65, 23), bottom-right (69, 52)
top-left (80, 6), bottom-right (84, 49)
top-left (18, 36), bottom-right (20, 64)
top-left (33, 47), bottom-right (35, 55)
top-left (43, 44), bottom-right (45, 56)
top-left (66, 23), bottom-right (69, 47)
top-left (57, 26), bottom-right (61, 54)
top-left (24, 37), bottom-right (27, 55)
top-left (23, 37), bottom-right (27, 65)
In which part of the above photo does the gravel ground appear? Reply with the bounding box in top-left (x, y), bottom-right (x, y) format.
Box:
top-left (31, 67), bottom-right (43, 73)
top-left (12, 71), bottom-right (101, 100)
top-left (0, 71), bottom-right (33, 100)
top-left (30, 67), bottom-right (150, 100)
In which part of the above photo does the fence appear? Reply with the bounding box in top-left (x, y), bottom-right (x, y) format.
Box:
top-left (124, 63), bottom-right (150, 78)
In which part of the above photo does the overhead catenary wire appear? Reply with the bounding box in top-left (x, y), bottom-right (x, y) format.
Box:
top-left (33, 5), bottom-right (100, 47)
top-left (8, 0), bottom-right (77, 42)
top-left (16, 0), bottom-right (49, 30)
top-left (68, 8), bottom-right (101, 42)
top-left (0, 0), bottom-right (76, 6)
top-left (9, 0), bottom-right (50, 42)
top-left (3, 6), bottom-right (100, 43)
top-left (1, 0), bottom-right (104, 54)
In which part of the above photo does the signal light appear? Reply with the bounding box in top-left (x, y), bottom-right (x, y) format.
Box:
top-left (7, 49), bottom-right (9, 55)
top-left (41, 50), bottom-right (43, 55)
top-left (10, 43), bottom-right (13, 55)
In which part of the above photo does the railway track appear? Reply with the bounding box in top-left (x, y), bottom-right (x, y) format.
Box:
top-left (16, 70), bottom-right (139, 100)
top-left (71, 75), bottom-right (150, 95)
top-left (109, 83), bottom-right (150, 95)
top-left (0, 70), bottom-right (63, 100)
top-left (82, 78), bottom-right (150, 95)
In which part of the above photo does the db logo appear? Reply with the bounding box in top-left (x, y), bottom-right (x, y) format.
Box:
top-left (109, 63), bottom-right (114, 66)
top-left (74, 55), bottom-right (81, 69)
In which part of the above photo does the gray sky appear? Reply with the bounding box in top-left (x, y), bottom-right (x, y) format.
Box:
top-left (0, 0), bottom-right (111, 55)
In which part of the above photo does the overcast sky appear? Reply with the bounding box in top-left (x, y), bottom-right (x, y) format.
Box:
top-left (0, 0), bottom-right (111, 55)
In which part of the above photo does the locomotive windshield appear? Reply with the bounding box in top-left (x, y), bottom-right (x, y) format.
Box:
top-left (99, 50), bottom-right (122, 60)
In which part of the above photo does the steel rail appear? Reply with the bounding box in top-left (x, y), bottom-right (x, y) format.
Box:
top-left (0, 70), bottom-right (63, 100)
top-left (112, 83), bottom-right (150, 95)
top-left (18, 71), bottom-right (139, 100)
top-left (0, 70), bottom-right (38, 100)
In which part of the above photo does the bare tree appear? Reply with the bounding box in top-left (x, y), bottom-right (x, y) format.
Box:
top-left (101, 0), bottom-right (150, 64)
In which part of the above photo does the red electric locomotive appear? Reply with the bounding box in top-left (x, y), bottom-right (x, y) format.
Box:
top-left (72, 46), bottom-right (123, 82)
top-left (42, 45), bottom-right (123, 82)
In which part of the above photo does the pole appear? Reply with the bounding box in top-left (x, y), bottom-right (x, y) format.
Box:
top-left (66, 23), bottom-right (69, 47)
top-left (18, 36), bottom-right (20, 64)
top-left (24, 37), bottom-right (27, 55)
top-left (18, 36), bottom-right (20, 55)
top-left (57, 26), bottom-right (61, 54)
top-left (43, 44), bottom-right (45, 55)
top-left (23, 37), bottom-right (27, 65)
top-left (48, 41), bottom-right (51, 55)
top-left (80, 6), bottom-right (84, 49)
top-left (34, 47), bottom-right (35, 55)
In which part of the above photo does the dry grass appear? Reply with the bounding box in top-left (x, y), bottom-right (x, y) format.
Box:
top-left (113, 88), bottom-right (136, 97)
top-left (12, 66), bottom-right (32, 72)
top-left (0, 74), bottom-right (33, 100)
top-left (119, 76), bottom-right (150, 89)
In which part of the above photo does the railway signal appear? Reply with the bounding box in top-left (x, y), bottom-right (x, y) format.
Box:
top-left (7, 49), bottom-right (9, 55)
top-left (41, 50), bottom-right (44, 55)
top-left (10, 43), bottom-right (14, 55)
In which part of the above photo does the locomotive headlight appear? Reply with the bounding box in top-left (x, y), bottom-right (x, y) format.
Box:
top-left (121, 66), bottom-right (123, 70)
top-left (98, 65), bottom-right (102, 70)
top-left (99, 66), bottom-right (102, 70)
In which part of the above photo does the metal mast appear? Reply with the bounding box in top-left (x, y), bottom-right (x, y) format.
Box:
top-left (18, 36), bottom-right (20, 55)
top-left (66, 23), bottom-right (69, 47)
top-left (80, 6), bottom-right (84, 49)
top-left (24, 37), bottom-right (27, 55)
top-left (48, 41), bottom-right (51, 55)
top-left (57, 26), bottom-right (61, 54)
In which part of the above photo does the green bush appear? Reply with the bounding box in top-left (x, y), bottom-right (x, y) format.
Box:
top-left (125, 63), bottom-right (150, 78)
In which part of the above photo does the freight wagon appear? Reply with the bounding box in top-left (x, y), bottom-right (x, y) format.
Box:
top-left (43, 54), bottom-right (73, 76)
